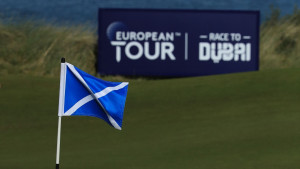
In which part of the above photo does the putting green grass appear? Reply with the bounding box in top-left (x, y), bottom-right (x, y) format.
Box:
top-left (1, 68), bottom-right (300, 169)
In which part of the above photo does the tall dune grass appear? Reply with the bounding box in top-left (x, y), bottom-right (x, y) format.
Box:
top-left (0, 21), bottom-right (97, 76)
top-left (260, 7), bottom-right (300, 69)
top-left (1, 8), bottom-right (300, 76)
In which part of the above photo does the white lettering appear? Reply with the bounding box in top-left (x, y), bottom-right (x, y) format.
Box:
top-left (199, 42), bottom-right (210, 61)
top-left (166, 32), bottom-right (174, 41)
top-left (158, 33), bottom-right (166, 41)
top-left (222, 43), bottom-right (234, 61)
top-left (130, 32), bottom-right (136, 41)
top-left (116, 31), bottom-right (122, 41)
top-left (230, 33), bottom-right (242, 41)
top-left (111, 41), bottom-right (126, 62)
top-left (152, 32), bottom-right (158, 41)
top-left (111, 41), bottom-right (176, 62)
top-left (115, 31), bottom-right (175, 41)
top-left (161, 42), bottom-right (175, 60)
top-left (145, 32), bottom-right (152, 41)
top-left (198, 42), bottom-right (251, 63)
top-left (211, 43), bottom-right (222, 63)
top-left (246, 43), bottom-right (251, 61)
top-left (125, 42), bottom-right (143, 60)
top-left (144, 42), bottom-right (160, 60)
top-left (209, 33), bottom-right (229, 41)
top-left (137, 32), bottom-right (145, 41)
top-left (234, 43), bottom-right (245, 61)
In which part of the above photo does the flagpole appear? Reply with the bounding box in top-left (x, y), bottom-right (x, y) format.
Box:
top-left (56, 116), bottom-right (62, 169)
top-left (56, 57), bottom-right (65, 169)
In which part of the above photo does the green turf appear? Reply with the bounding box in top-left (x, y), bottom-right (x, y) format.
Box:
top-left (1, 69), bottom-right (300, 169)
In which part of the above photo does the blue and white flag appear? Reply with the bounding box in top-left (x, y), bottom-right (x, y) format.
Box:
top-left (58, 62), bottom-right (129, 130)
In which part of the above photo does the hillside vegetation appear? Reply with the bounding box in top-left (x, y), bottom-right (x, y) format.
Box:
top-left (0, 21), bottom-right (96, 76)
top-left (260, 7), bottom-right (300, 69)
top-left (1, 8), bottom-right (300, 75)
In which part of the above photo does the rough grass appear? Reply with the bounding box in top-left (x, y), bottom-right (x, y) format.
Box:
top-left (0, 21), bottom-right (97, 76)
top-left (260, 7), bottom-right (300, 69)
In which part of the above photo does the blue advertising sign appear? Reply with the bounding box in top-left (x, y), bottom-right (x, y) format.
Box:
top-left (98, 9), bottom-right (259, 76)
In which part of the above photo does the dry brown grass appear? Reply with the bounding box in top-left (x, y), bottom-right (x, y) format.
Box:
top-left (260, 7), bottom-right (300, 69)
top-left (0, 21), bottom-right (97, 76)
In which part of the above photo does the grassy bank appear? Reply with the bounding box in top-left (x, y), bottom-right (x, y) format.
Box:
top-left (260, 7), bottom-right (300, 69)
top-left (1, 8), bottom-right (300, 76)
top-left (0, 21), bottom-right (97, 76)
top-left (1, 69), bottom-right (300, 169)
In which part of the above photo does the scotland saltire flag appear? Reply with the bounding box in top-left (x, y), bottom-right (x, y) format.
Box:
top-left (58, 61), bottom-right (129, 130)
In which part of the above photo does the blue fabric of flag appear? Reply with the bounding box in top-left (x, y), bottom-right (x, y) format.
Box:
top-left (63, 64), bottom-right (128, 129)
